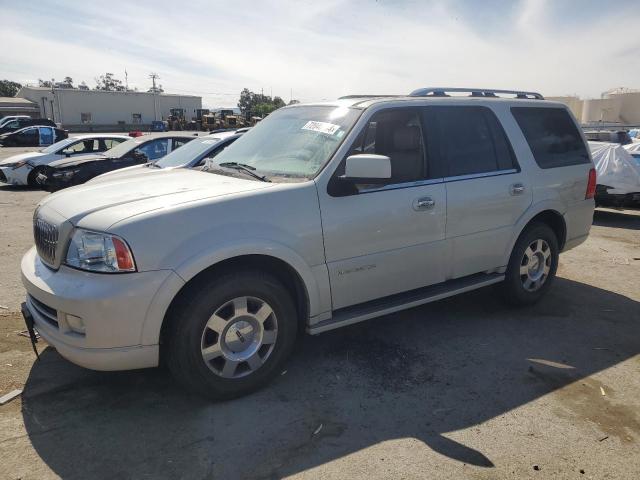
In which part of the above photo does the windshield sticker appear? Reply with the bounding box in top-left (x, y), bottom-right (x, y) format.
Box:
top-left (302, 121), bottom-right (341, 135)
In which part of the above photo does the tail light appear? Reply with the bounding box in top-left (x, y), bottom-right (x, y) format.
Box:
top-left (585, 168), bottom-right (596, 199)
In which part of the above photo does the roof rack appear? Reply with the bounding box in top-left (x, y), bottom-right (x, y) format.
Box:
top-left (409, 87), bottom-right (544, 100)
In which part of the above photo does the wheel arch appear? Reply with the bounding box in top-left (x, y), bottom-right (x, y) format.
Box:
top-left (504, 205), bottom-right (567, 266)
top-left (156, 253), bottom-right (315, 355)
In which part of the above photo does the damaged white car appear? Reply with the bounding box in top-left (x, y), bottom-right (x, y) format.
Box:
top-left (0, 134), bottom-right (128, 186)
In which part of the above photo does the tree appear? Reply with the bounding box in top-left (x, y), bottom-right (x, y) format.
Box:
top-left (78, 81), bottom-right (89, 90)
top-left (0, 79), bottom-right (22, 97)
top-left (238, 88), bottom-right (286, 118)
top-left (94, 72), bottom-right (125, 91)
top-left (62, 76), bottom-right (74, 88)
top-left (147, 84), bottom-right (164, 93)
top-left (38, 78), bottom-right (53, 88)
top-left (288, 99), bottom-right (300, 105)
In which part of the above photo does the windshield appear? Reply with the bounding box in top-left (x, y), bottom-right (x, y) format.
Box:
top-left (209, 105), bottom-right (361, 179)
top-left (101, 137), bottom-right (147, 158)
top-left (156, 137), bottom-right (222, 168)
top-left (41, 137), bottom-right (75, 154)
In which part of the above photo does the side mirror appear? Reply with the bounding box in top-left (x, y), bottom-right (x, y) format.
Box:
top-left (342, 154), bottom-right (391, 184)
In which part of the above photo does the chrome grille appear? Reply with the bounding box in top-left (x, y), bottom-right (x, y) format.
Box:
top-left (34, 217), bottom-right (59, 266)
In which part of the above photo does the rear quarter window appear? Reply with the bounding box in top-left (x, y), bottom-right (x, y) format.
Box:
top-left (511, 107), bottom-right (590, 168)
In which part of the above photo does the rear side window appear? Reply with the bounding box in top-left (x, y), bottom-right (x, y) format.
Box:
top-left (511, 107), bottom-right (589, 168)
top-left (422, 106), bottom-right (516, 178)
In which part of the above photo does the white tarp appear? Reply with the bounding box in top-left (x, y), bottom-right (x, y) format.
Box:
top-left (624, 141), bottom-right (640, 153)
top-left (589, 141), bottom-right (640, 194)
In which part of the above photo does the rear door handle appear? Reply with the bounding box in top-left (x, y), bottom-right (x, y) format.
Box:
top-left (510, 183), bottom-right (525, 195)
top-left (413, 197), bottom-right (435, 211)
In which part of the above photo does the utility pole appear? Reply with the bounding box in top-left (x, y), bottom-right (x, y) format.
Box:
top-left (50, 78), bottom-right (56, 123)
top-left (125, 69), bottom-right (128, 91)
top-left (149, 72), bottom-right (160, 121)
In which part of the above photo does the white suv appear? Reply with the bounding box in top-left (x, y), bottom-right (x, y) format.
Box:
top-left (21, 88), bottom-right (596, 399)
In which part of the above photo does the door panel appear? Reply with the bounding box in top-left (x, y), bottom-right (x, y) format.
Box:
top-left (446, 173), bottom-right (532, 278)
top-left (320, 183), bottom-right (447, 309)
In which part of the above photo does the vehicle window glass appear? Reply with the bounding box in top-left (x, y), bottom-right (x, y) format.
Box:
top-left (39, 127), bottom-right (54, 145)
top-left (172, 137), bottom-right (191, 150)
top-left (199, 140), bottom-right (236, 166)
top-left (135, 139), bottom-right (169, 161)
top-left (6, 121), bottom-right (19, 128)
top-left (422, 106), bottom-right (515, 177)
top-left (511, 107), bottom-right (590, 168)
top-left (346, 108), bottom-right (426, 184)
top-left (62, 140), bottom-right (93, 154)
top-left (210, 105), bottom-right (361, 179)
top-left (101, 138), bottom-right (124, 150)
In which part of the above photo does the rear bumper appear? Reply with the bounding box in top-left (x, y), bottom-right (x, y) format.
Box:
top-left (563, 200), bottom-right (595, 252)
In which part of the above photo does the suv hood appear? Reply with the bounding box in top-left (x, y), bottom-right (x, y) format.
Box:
top-left (38, 168), bottom-right (274, 226)
top-left (0, 151), bottom-right (44, 165)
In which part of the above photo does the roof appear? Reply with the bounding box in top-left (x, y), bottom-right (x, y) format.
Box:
top-left (0, 97), bottom-right (37, 105)
top-left (69, 134), bottom-right (130, 140)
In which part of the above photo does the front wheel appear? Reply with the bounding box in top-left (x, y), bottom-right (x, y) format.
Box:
top-left (27, 166), bottom-right (46, 188)
top-left (166, 269), bottom-right (298, 400)
top-left (500, 223), bottom-right (559, 306)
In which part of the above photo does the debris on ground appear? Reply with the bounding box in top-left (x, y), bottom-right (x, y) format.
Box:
top-left (0, 389), bottom-right (22, 405)
top-left (598, 436), bottom-right (609, 442)
top-left (600, 386), bottom-right (606, 396)
top-left (17, 330), bottom-right (40, 340)
top-left (313, 424), bottom-right (323, 436)
top-left (0, 305), bottom-right (8, 309)
top-left (533, 465), bottom-right (540, 471)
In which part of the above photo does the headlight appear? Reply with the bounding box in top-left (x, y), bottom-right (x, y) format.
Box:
top-left (65, 229), bottom-right (136, 273)
top-left (52, 169), bottom-right (79, 179)
top-left (2, 160), bottom-right (27, 169)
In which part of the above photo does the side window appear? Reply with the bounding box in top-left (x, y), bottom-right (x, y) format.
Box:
top-left (198, 140), bottom-right (236, 167)
top-left (135, 139), bottom-right (169, 161)
top-left (172, 137), bottom-right (191, 150)
top-left (511, 107), bottom-right (590, 168)
top-left (99, 138), bottom-right (125, 151)
top-left (39, 127), bottom-right (54, 145)
top-left (20, 127), bottom-right (38, 138)
top-left (62, 140), bottom-right (93, 154)
top-left (6, 121), bottom-right (19, 128)
top-left (345, 108), bottom-right (426, 184)
top-left (422, 106), bottom-right (516, 177)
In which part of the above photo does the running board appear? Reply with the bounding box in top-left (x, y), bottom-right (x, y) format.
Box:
top-left (308, 273), bottom-right (504, 334)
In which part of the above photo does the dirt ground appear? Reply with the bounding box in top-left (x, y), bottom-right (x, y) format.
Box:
top-left (0, 147), bottom-right (639, 479)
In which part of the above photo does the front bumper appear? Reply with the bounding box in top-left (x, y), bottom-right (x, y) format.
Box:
top-left (0, 165), bottom-right (29, 185)
top-left (21, 246), bottom-right (175, 371)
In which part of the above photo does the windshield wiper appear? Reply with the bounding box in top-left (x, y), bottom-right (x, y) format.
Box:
top-left (218, 162), bottom-right (271, 182)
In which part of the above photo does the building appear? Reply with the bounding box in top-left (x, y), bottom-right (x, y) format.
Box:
top-left (0, 97), bottom-right (40, 118)
top-left (548, 88), bottom-right (640, 126)
top-left (16, 86), bottom-right (202, 131)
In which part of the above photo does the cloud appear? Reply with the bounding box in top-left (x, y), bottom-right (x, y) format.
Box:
top-left (0, 0), bottom-right (639, 107)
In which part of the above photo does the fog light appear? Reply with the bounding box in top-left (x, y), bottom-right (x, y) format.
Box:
top-left (65, 314), bottom-right (85, 334)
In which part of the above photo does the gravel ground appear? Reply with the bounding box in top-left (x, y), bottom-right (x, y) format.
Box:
top-left (0, 145), bottom-right (639, 479)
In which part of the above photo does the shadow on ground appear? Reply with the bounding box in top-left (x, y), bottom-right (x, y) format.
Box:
top-left (593, 208), bottom-right (640, 230)
top-left (20, 278), bottom-right (640, 479)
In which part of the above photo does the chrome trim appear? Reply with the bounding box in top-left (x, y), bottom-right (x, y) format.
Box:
top-left (359, 177), bottom-right (444, 194)
top-left (33, 217), bottom-right (59, 267)
top-left (443, 169), bottom-right (518, 183)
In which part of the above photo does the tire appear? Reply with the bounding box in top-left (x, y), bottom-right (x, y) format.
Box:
top-left (27, 166), bottom-right (46, 188)
top-left (501, 222), bottom-right (559, 306)
top-left (166, 269), bottom-right (298, 400)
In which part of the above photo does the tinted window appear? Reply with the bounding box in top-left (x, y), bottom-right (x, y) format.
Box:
top-left (423, 106), bottom-right (516, 177)
top-left (135, 138), bottom-right (169, 161)
top-left (346, 108), bottom-right (426, 184)
top-left (511, 107), bottom-right (589, 168)
top-left (172, 137), bottom-right (192, 149)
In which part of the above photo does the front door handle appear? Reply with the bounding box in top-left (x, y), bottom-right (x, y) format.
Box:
top-left (414, 197), bottom-right (435, 211)
top-left (510, 183), bottom-right (525, 195)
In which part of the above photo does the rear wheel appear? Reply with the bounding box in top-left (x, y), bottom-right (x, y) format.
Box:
top-left (501, 223), bottom-right (559, 306)
top-left (166, 269), bottom-right (298, 400)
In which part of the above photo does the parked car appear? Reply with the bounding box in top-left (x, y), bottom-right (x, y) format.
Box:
top-left (0, 117), bottom-right (56, 135)
top-left (0, 125), bottom-right (67, 147)
top-left (590, 141), bottom-right (640, 207)
top-left (583, 130), bottom-right (632, 145)
top-left (0, 115), bottom-right (31, 128)
top-left (36, 134), bottom-right (195, 191)
top-left (0, 134), bottom-right (128, 186)
top-left (87, 130), bottom-right (246, 184)
top-left (21, 88), bottom-right (595, 400)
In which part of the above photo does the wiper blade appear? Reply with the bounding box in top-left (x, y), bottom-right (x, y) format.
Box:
top-left (218, 162), bottom-right (271, 182)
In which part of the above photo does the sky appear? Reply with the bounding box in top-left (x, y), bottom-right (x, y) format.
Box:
top-left (1, 0), bottom-right (639, 108)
